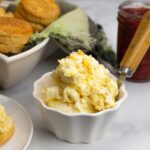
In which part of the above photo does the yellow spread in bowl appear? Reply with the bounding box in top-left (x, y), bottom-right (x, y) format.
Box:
top-left (42, 50), bottom-right (118, 113)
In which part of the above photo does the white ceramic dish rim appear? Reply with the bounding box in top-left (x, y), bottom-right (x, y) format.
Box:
top-left (0, 94), bottom-right (33, 150)
top-left (33, 72), bottom-right (128, 117)
top-left (0, 38), bottom-right (50, 63)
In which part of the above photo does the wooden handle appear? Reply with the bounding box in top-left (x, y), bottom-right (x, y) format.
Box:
top-left (120, 10), bottom-right (150, 72)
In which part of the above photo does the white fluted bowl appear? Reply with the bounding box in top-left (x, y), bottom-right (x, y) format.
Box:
top-left (33, 72), bottom-right (128, 143)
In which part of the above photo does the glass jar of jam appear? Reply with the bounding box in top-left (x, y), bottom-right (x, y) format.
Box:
top-left (117, 0), bottom-right (150, 82)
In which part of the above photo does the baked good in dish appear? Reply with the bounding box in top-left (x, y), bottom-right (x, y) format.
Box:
top-left (15, 0), bottom-right (60, 32)
top-left (0, 7), bottom-right (14, 18)
top-left (15, 10), bottom-right (44, 32)
top-left (0, 104), bottom-right (15, 145)
top-left (0, 17), bottom-right (32, 53)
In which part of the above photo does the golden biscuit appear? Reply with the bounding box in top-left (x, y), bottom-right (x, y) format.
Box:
top-left (0, 104), bottom-right (15, 145)
top-left (0, 43), bottom-right (24, 54)
top-left (0, 116), bottom-right (15, 145)
top-left (0, 17), bottom-right (32, 53)
top-left (15, 10), bottom-right (44, 32)
top-left (15, 0), bottom-right (60, 26)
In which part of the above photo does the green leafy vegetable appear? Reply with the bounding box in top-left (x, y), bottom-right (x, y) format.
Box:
top-left (31, 8), bottom-right (96, 50)
top-left (8, 0), bottom-right (116, 67)
top-left (93, 25), bottom-right (117, 67)
top-left (30, 7), bottom-right (116, 67)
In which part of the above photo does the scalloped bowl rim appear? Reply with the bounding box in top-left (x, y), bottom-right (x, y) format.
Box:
top-left (33, 71), bottom-right (128, 117)
top-left (0, 38), bottom-right (50, 63)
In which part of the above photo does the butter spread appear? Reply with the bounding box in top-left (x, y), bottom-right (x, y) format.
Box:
top-left (42, 50), bottom-right (118, 113)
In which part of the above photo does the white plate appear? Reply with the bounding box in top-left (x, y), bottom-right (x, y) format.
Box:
top-left (0, 95), bottom-right (33, 150)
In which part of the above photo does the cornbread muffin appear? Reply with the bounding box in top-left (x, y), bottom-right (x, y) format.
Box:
top-left (15, 0), bottom-right (60, 32)
top-left (0, 104), bottom-right (15, 145)
top-left (0, 17), bottom-right (33, 54)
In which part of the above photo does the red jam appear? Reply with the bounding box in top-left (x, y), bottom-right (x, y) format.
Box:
top-left (117, 1), bottom-right (150, 82)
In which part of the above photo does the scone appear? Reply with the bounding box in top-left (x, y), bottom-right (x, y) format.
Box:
top-left (0, 17), bottom-right (33, 54)
top-left (15, 10), bottom-right (44, 32)
top-left (0, 7), bottom-right (14, 18)
top-left (15, 0), bottom-right (60, 32)
top-left (0, 104), bottom-right (15, 145)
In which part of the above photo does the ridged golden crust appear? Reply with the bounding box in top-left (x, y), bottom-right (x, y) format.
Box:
top-left (0, 116), bottom-right (15, 145)
top-left (0, 17), bottom-right (32, 53)
top-left (21, 0), bottom-right (56, 18)
top-left (15, 10), bottom-right (44, 32)
top-left (0, 43), bottom-right (24, 54)
top-left (0, 17), bottom-right (32, 36)
top-left (15, 0), bottom-right (60, 26)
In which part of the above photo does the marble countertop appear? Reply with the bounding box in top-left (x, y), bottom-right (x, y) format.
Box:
top-left (1, 0), bottom-right (150, 150)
